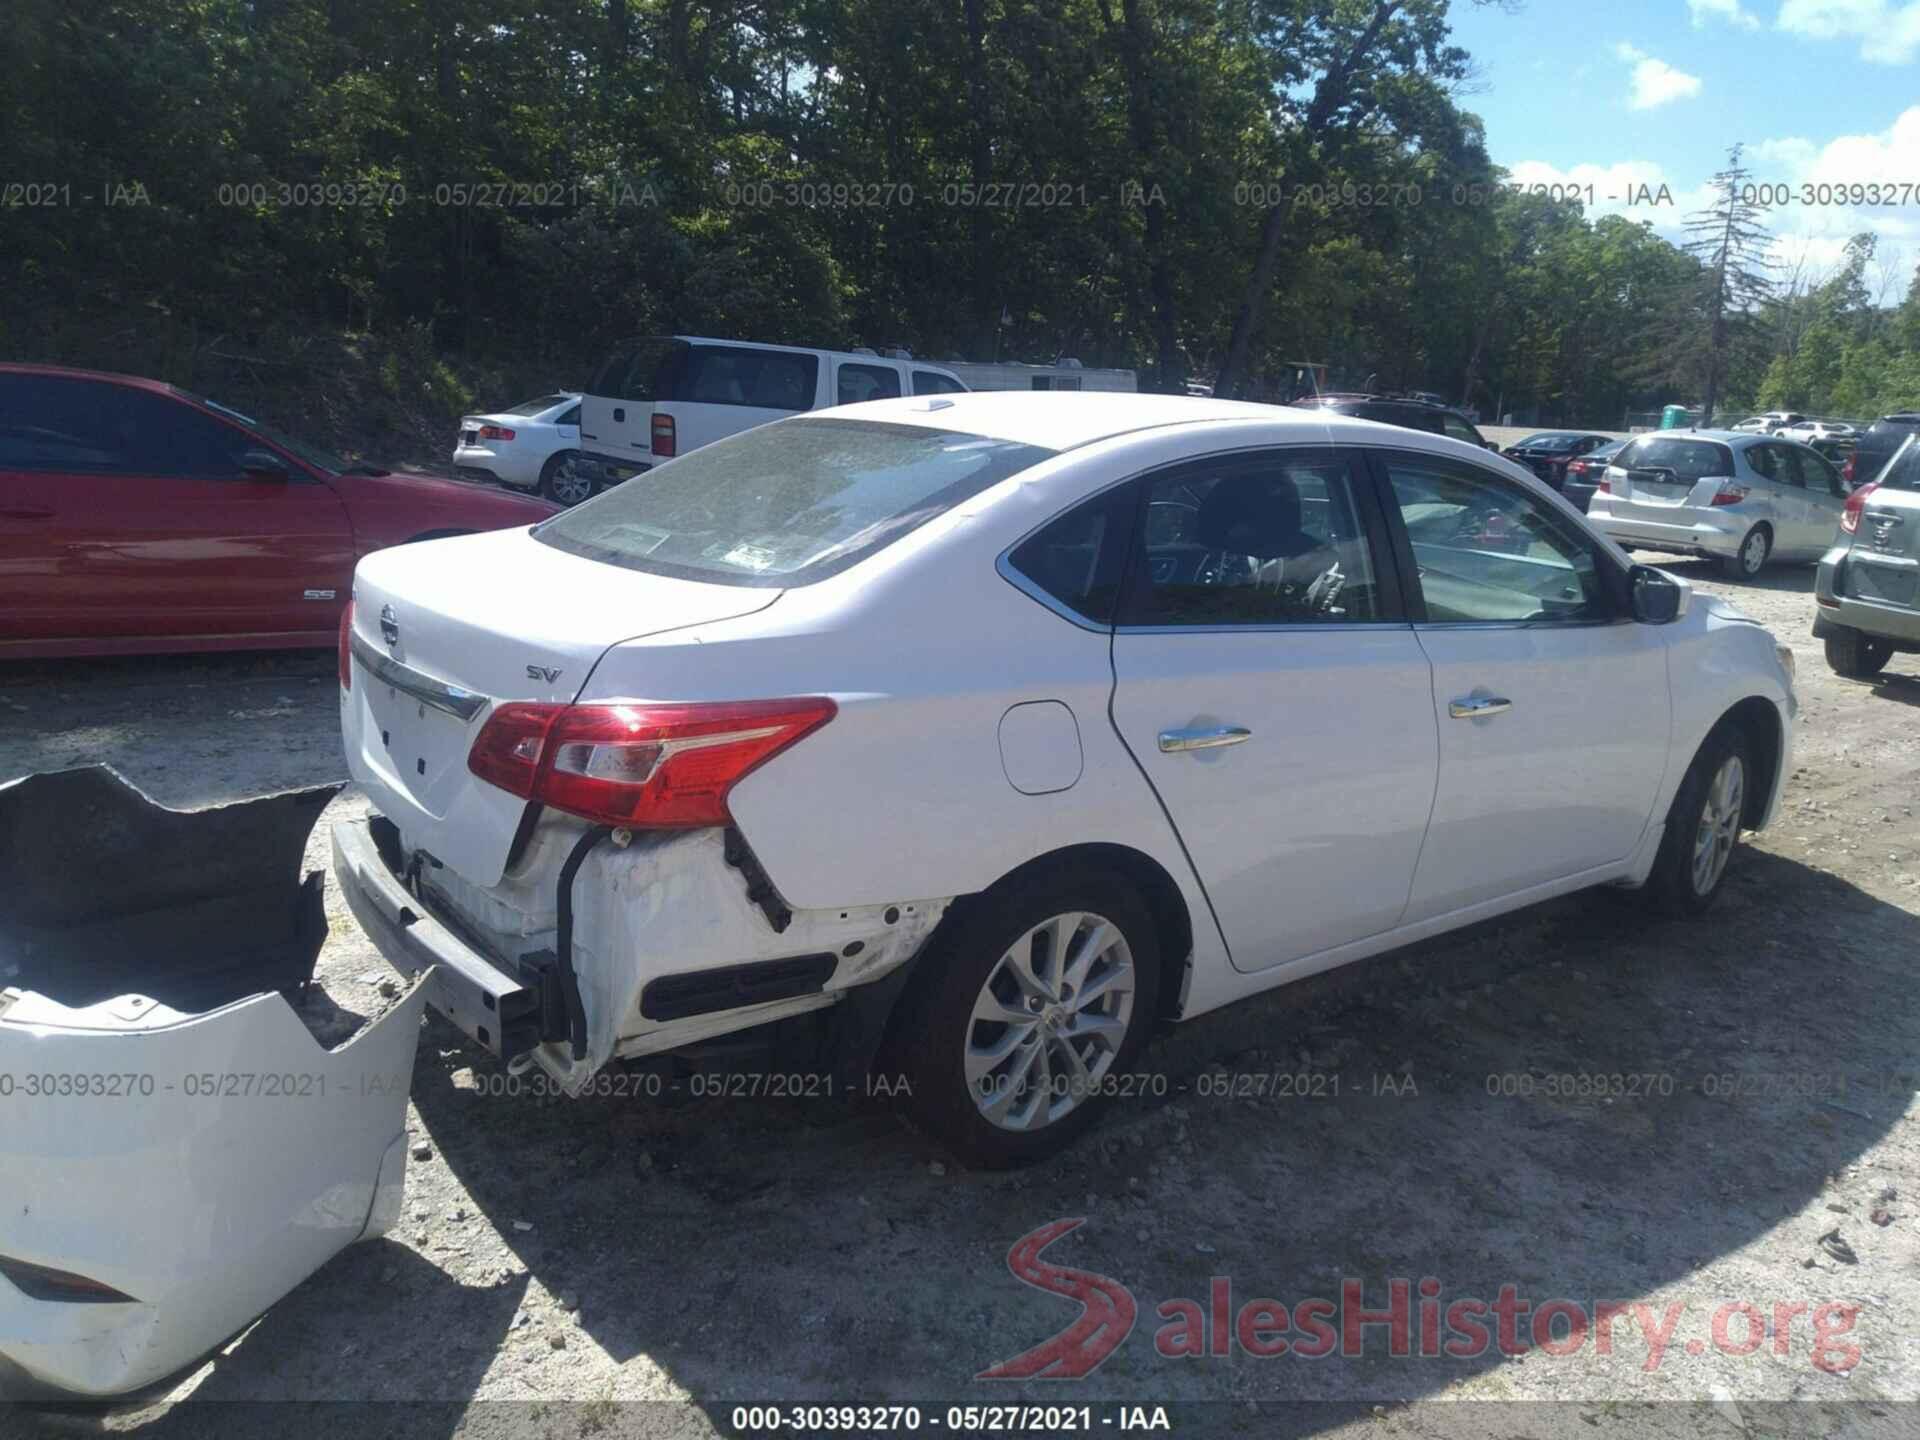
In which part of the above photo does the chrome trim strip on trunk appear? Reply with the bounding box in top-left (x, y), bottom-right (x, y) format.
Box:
top-left (348, 632), bottom-right (489, 720)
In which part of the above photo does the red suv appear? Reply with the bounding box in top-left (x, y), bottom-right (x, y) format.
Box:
top-left (0, 364), bottom-right (557, 659)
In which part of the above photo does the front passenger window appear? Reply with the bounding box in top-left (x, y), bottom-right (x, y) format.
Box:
top-left (1382, 454), bottom-right (1611, 623)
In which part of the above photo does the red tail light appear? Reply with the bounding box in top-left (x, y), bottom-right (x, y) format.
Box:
top-left (1709, 482), bottom-right (1749, 507)
top-left (338, 600), bottom-right (354, 690)
top-left (468, 697), bottom-right (836, 829)
top-left (1842, 452), bottom-right (1856, 485)
top-left (1841, 480), bottom-right (1880, 534)
top-left (1595, 475), bottom-right (1612, 494)
top-left (477, 425), bottom-right (516, 441)
top-left (651, 414), bottom-right (676, 457)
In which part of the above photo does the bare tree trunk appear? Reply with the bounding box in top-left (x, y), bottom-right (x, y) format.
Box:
top-left (1213, 0), bottom-right (1399, 398)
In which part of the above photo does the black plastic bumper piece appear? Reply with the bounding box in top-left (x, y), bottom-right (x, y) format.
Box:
top-left (640, 952), bottom-right (838, 1022)
top-left (332, 815), bottom-right (545, 1060)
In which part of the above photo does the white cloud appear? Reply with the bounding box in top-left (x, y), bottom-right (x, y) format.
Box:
top-left (1502, 108), bottom-right (1920, 301)
top-left (1778, 0), bottom-right (1920, 63)
top-left (1613, 44), bottom-right (1705, 109)
top-left (1689, 0), bottom-right (1762, 30)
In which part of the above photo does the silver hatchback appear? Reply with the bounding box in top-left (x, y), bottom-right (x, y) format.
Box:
top-left (1587, 431), bottom-right (1851, 577)
top-left (1815, 434), bottom-right (1920, 678)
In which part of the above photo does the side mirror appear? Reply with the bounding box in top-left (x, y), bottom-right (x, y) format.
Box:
top-left (240, 448), bottom-right (290, 480)
top-left (1630, 564), bottom-right (1688, 624)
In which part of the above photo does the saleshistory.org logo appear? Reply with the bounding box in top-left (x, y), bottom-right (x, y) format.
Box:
top-left (976, 1220), bottom-right (1863, 1379)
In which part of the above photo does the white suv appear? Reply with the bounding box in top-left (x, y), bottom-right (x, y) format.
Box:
top-left (335, 393), bottom-right (1795, 1166)
top-left (1587, 431), bottom-right (1851, 577)
top-left (579, 336), bottom-right (966, 481)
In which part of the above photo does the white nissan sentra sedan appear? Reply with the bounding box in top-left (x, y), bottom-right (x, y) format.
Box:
top-left (335, 393), bottom-right (1796, 1166)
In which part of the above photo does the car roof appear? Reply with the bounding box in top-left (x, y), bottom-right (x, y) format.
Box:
top-left (809, 391), bottom-right (1375, 450)
top-left (0, 361), bottom-right (175, 394)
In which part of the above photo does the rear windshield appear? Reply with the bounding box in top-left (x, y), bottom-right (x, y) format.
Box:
top-left (534, 418), bottom-right (1056, 587)
top-left (504, 394), bottom-right (574, 416)
top-left (1516, 432), bottom-right (1581, 448)
top-left (1875, 435), bottom-right (1920, 492)
top-left (1614, 436), bottom-right (1733, 480)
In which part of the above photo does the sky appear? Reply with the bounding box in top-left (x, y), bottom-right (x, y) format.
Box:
top-left (1445, 0), bottom-right (1920, 297)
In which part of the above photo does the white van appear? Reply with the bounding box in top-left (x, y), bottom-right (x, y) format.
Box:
top-left (580, 336), bottom-right (967, 480)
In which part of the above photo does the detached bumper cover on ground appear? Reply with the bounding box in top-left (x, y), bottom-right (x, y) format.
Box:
top-left (0, 768), bottom-right (430, 1401)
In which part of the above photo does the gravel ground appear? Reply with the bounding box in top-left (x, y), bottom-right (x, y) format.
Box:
top-left (2, 555), bottom-right (1917, 1440)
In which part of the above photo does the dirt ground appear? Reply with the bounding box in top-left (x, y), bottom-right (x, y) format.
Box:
top-left (2, 554), bottom-right (1918, 1440)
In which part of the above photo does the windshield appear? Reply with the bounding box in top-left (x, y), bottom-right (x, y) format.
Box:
top-left (191, 394), bottom-right (351, 473)
top-left (1516, 432), bottom-right (1579, 448)
top-left (535, 417), bottom-right (1057, 587)
top-left (504, 394), bottom-right (574, 417)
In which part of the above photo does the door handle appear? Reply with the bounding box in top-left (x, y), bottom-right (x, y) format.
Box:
top-left (0, 508), bottom-right (54, 520)
top-left (1158, 725), bottom-right (1252, 754)
top-left (1448, 696), bottom-right (1513, 719)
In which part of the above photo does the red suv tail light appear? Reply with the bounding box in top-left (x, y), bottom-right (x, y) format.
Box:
top-left (1841, 480), bottom-right (1880, 534)
top-left (468, 697), bottom-right (836, 829)
top-left (477, 425), bottom-right (516, 441)
top-left (338, 600), bottom-right (354, 690)
top-left (651, 414), bottom-right (676, 457)
top-left (1709, 482), bottom-right (1749, 507)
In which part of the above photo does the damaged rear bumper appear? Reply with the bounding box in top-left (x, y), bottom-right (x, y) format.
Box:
top-left (0, 769), bottom-right (431, 1402)
top-left (333, 810), bottom-right (952, 1089)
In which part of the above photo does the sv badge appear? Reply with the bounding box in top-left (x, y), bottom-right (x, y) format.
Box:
top-left (526, 664), bottom-right (563, 683)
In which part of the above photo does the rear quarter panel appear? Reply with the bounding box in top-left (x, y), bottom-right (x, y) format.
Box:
top-left (573, 428), bottom-right (1268, 1003)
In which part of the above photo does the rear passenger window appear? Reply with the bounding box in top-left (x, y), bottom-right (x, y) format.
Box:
top-left (837, 363), bottom-right (902, 406)
top-left (912, 370), bottom-right (965, 396)
top-left (1119, 451), bottom-right (1384, 627)
top-left (682, 347), bottom-right (818, 411)
top-left (1006, 491), bottom-right (1131, 625)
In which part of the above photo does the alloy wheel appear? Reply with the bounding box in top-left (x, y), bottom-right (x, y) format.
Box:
top-left (1690, 754), bottom-right (1744, 896)
top-left (1740, 530), bottom-right (1768, 575)
top-left (964, 910), bottom-right (1135, 1132)
top-left (547, 455), bottom-right (594, 506)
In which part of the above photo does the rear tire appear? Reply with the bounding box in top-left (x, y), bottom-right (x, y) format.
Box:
top-left (1824, 626), bottom-right (1893, 679)
top-left (1646, 726), bottom-right (1754, 917)
top-left (539, 451), bottom-right (594, 506)
top-left (890, 867), bottom-right (1160, 1169)
top-left (1720, 526), bottom-right (1771, 579)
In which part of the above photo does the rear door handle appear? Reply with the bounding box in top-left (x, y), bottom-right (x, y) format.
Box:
top-left (1448, 696), bottom-right (1513, 719)
top-left (1158, 725), bottom-right (1252, 753)
top-left (0, 508), bottom-right (54, 520)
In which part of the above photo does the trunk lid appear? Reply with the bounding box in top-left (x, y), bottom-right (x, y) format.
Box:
top-left (344, 527), bottom-right (780, 886)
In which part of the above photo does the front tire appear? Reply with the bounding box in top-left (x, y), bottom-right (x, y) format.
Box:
top-left (1720, 526), bottom-right (1771, 579)
top-left (1647, 726), bottom-right (1754, 916)
top-left (1825, 626), bottom-right (1893, 679)
top-left (892, 868), bottom-right (1160, 1168)
top-left (539, 451), bottom-right (594, 506)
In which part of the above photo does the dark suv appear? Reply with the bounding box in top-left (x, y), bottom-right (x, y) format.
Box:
top-left (1288, 393), bottom-right (1494, 450)
top-left (1842, 414), bottom-right (1920, 490)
